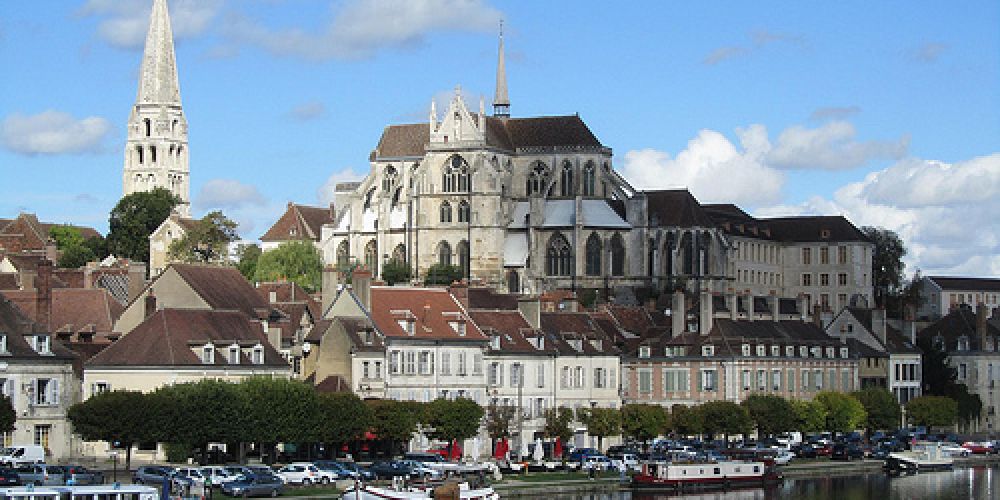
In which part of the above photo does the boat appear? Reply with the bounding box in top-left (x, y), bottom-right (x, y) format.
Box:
top-left (0, 484), bottom-right (159, 500)
top-left (341, 480), bottom-right (498, 500)
top-left (885, 441), bottom-right (954, 473)
top-left (632, 460), bottom-right (782, 490)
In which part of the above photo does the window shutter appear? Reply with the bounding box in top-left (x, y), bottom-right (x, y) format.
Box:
top-left (429, 353), bottom-right (434, 374)
top-left (49, 379), bottom-right (59, 406)
top-left (4, 378), bottom-right (13, 407)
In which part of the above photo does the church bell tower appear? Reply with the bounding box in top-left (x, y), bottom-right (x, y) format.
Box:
top-left (122, 0), bottom-right (190, 216)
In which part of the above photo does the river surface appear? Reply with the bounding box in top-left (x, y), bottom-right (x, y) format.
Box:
top-left (550, 466), bottom-right (999, 500)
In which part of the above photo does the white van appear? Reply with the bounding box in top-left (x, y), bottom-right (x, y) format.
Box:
top-left (0, 445), bottom-right (45, 466)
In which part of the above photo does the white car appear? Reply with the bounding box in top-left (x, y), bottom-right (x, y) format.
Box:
top-left (397, 460), bottom-right (443, 479)
top-left (275, 463), bottom-right (336, 485)
top-left (610, 453), bottom-right (640, 471)
top-left (939, 443), bottom-right (971, 457)
top-left (199, 466), bottom-right (239, 486)
top-left (581, 455), bottom-right (613, 471)
top-left (773, 450), bottom-right (795, 465)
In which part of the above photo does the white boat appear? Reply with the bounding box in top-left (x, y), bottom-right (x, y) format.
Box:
top-left (341, 480), bottom-right (498, 500)
top-left (633, 460), bottom-right (782, 490)
top-left (0, 485), bottom-right (159, 500)
top-left (886, 441), bottom-right (954, 472)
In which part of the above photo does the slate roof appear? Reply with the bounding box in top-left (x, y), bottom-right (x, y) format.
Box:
top-left (468, 310), bottom-right (554, 355)
top-left (87, 308), bottom-right (287, 367)
top-left (918, 307), bottom-right (1000, 351)
top-left (258, 282), bottom-right (321, 319)
top-left (884, 327), bottom-right (920, 354)
top-left (539, 311), bottom-right (619, 356)
top-left (466, 287), bottom-right (519, 311)
top-left (0, 274), bottom-right (18, 290)
top-left (644, 190), bottom-right (715, 227)
top-left (764, 216), bottom-right (869, 243)
top-left (927, 276), bottom-right (1000, 292)
top-left (0, 295), bottom-right (77, 361)
top-left (372, 115), bottom-right (603, 159)
top-left (260, 203), bottom-right (334, 242)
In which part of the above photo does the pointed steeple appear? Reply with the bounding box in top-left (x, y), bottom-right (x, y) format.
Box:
top-left (123, 0), bottom-right (190, 217)
top-left (137, 0), bottom-right (181, 105)
top-left (493, 21), bottom-right (510, 118)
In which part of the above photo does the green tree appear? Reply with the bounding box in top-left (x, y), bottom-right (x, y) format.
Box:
top-left (67, 390), bottom-right (150, 470)
top-left (791, 399), bottom-right (827, 433)
top-left (316, 392), bottom-right (372, 452)
top-left (948, 384), bottom-right (983, 430)
top-left (0, 396), bottom-right (15, 435)
top-left (670, 404), bottom-right (704, 437)
top-left (741, 394), bottom-right (795, 438)
top-left (700, 401), bottom-right (752, 444)
top-left (57, 244), bottom-right (96, 269)
top-left (576, 407), bottom-right (622, 451)
top-left (861, 226), bottom-right (907, 308)
top-left (424, 263), bottom-right (463, 286)
top-left (542, 407), bottom-right (575, 443)
top-left (425, 398), bottom-right (484, 455)
top-left (167, 210), bottom-right (239, 263)
top-left (150, 380), bottom-right (248, 464)
top-left (852, 388), bottom-right (901, 435)
top-left (238, 377), bottom-right (319, 446)
top-left (255, 241), bottom-right (324, 292)
top-left (484, 403), bottom-right (517, 442)
top-left (235, 243), bottom-right (262, 281)
top-left (621, 404), bottom-right (670, 447)
top-left (380, 259), bottom-right (412, 286)
top-left (906, 395), bottom-right (958, 431)
top-left (918, 336), bottom-right (957, 396)
top-left (107, 188), bottom-right (180, 263)
top-left (49, 225), bottom-right (96, 268)
top-left (368, 399), bottom-right (423, 456)
top-left (815, 391), bottom-right (867, 438)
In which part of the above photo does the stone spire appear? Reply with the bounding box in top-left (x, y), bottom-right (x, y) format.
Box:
top-left (492, 21), bottom-right (510, 118)
top-left (123, 0), bottom-right (190, 216)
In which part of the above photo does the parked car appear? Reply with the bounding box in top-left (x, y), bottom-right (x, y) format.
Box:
top-left (335, 461), bottom-right (374, 481)
top-left (16, 464), bottom-right (66, 486)
top-left (940, 443), bottom-right (971, 457)
top-left (962, 442), bottom-right (992, 454)
top-left (793, 444), bottom-right (818, 459)
top-left (275, 463), bottom-right (332, 485)
top-left (568, 448), bottom-right (600, 463)
top-left (64, 465), bottom-right (104, 485)
top-left (831, 443), bottom-right (864, 461)
top-left (0, 467), bottom-right (21, 486)
top-left (313, 461), bottom-right (351, 480)
top-left (397, 460), bottom-right (442, 479)
top-left (220, 473), bottom-right (284, 498)
top-left (404, 452), bottom-right (449, 464)
top-left (132, 465), bottom-right (176, 485)
top-left (773, 450), bottom-right (795, 465)
top-left (581, 455), bottom-right (612, 471)
top-left (608, 453), bottom-right (640, 471)
top-left (200, 466), bottom-right (239, 487)
top-left (174, 467), bottom-right (208, 488)
top-left (369, 461), bottom-right (414, 479)
top-left (0, 447), bottom-right (45, 468)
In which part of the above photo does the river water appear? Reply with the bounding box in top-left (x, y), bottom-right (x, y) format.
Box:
top-left (552, 466), bottom-right (999, 500)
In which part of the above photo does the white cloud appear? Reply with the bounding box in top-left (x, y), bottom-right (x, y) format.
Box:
top-left (0, 111), bottom-right (111, 155)
top-left (223, 0), bottom-right (502, 61)
top-left (810, 106), bottom-right (861, 121)
top-left (620, 125), bottom-right (785, 207)
top-left (79, 0), bottom-right (223, 49)
top-left (766, 121), bottom-right (909, 170)
top-left (195, 178), bottom-right (267, 209)
top-left (758, 153), bottom-right (1000, 277)
top-left (318, 168), bottom-right (366, 205)
top-left (288, 101), bottom-right (327, 121)
top-left (704, 30), bottom-right (803, 65)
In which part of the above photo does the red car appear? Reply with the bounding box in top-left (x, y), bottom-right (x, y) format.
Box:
top-left (962, 442), bottom-right (992, 454)
top-left (425, 447), bottom-right (449, 458)
top-left (815, 444), bottom-right (833, 457)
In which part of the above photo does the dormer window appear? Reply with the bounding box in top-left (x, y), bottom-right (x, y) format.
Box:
top-left (702, 345), bottom-right (715, 357)
top-left (840, 347), bottom-right (849, 359)
top-left (202, 344), bottom-right (215, 364)
top-left (568, 339), bottom-right (583, 352)
top-left (639, 346), bottom-right (651, 358)
top-left (392, 310), bottom-right (416, 336)
top-left (252, 344), bottom-right (264, 365)
top-left (449, 321), bottom-right (467, 336)
top-left (35, 335), bottom-right (50, 355)
top-left (800, 346), bottom-right (809, 358)
top-left (289, 227), bottom-right (298, 237)
top-left (810, 347), bottom-right (820, 358)
top-left (756, 345), bottom-right (766, 357)
top-left (786, 346), bottom-right (795, 357)
top-left (228, 344), bottom-right (240, 365)
top-left (742, 344), bottom-right (751, 356)
top-left (0, 334), bottom-right (7, 354)
top-left (363, 330), bottom-right (374, 345)
top-left (957, 336), bottom-right (970, 351)
top-left (825, 347), bottom-right (834, 358)
top-left (590, 339), bottom-right (603, 351)
top-left (771, 345), bottom-right (780, 357)
top-left (933, 335), bottom-right (945, 350)
top-left (490, 336), bottom-right (501, 350)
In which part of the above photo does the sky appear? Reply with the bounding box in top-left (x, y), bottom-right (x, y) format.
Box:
top-left (1, 0), bottom-right (998, 277)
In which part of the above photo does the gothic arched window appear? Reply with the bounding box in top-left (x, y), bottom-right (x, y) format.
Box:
top-left (382, 165), bottom-right (398, 191)
top-left (582, 161), bottom-right (596, 196)
top-left (457, 200), bottom-right (470, 223)
top-left (442, 155), bottom-right (470, 193)
top-left (526, 162), bottom-right (549, 196)
top-left (336, 240), bottom-right (349, 268)
top-left (364, 239), bottom-right (378, 271)
top-left (438, 241), bottom-right (452, 266)
top-left (457, 240), bottom-right (470, 279)
top-left (611, 233), bottom-right (625, 276)
top-left (585, 233), bottom-right (602, 276)
top-left (440, 201), bottom-right (453, 223)
top-left (392, 243), bottom-right (406, 264)
top-left (560, 161), bottom-right (574, 196)
top-left (363, 188), bottom-right (375, 211)
top-left (545, 233), bottom-right (573, 277)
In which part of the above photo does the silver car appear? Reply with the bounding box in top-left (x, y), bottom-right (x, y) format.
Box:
top-left (15, 464), bottom-right (66, 486)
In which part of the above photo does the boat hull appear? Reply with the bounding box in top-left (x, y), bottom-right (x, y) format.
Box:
top-left (341, 484), bottom-right (499, 500)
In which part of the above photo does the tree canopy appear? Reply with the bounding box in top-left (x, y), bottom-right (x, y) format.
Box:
top-left (852, 388), bottom-right (901, 433)
top-left (700, 401), bottom-right (752, 440)
top-left (484, 403), bottom-right (517, 440)
top-left (815, 391), bottom-right (867, 436)
top-left (791, 399), bottom-right (827, 433)
top-left (621, 403), bottom-right (670, 444)
top-left (424, 263), bottom-right (463, 286)
top-left (861, 226), bottom-right (907, 308)
top-left (67, 390), bottom-right (149, 469)
top-left (316, 392), bottom-right (372, 445)
top-left (49, 225), bottom-right (107, 268)
top-left (167, 210), bottom-right (239, 264)
top-left (380, 259), bottom-right (412, 286)
top-left (741, 394), bottom-right (796, 437)
top-left (107, 188), bottom-right (180, 263)
top-left (254, 241), bottom-right (324, 292)
top-left (671, 404), bottom-right (704, 436)
top-left (542, 407), bottom-right (575, 442)
top-left (0, 396), bottom-right (15, 435)
top-left (425, 398), bottom-right (484, 446)
top-left (576, 407), bottom-right (622, 450)
top-left (235, 243), bottom-right (262, 281)
top-left (906, 395), bottom-right (958, 430)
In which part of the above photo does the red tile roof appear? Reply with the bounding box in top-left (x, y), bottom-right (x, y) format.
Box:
top-left (260, 203), bottom-right (334, 242)
top-left (368, 287), bottom-right (486, 341)
top-left (87, 308), bottom-right (288, 367)
top-left (1, 288), bottom-right (123, 334)
top-left (468, 310), bottom-right (554, 354)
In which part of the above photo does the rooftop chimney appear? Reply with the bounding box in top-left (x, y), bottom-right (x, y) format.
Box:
top-left (127, 261), bottom-right (147, 302)
top-left (321, 265), bottom-right (341, 316)
top-left (145, 292), bottom-right (157, 319)
top-left (768, 294), bottom-right (780, 322)
top-left (671, 290), bottom-right (685, 336)
top-left (903, 305), bottom-right (917, 345)
top-left (727, 293), bottom-right (738, 320)
top-left (872, 308), bottom-right (887, 346)
top-left (977, 302), bottom-right (989, 341)
top-left (813, 304), bottom-right (823, 328)
top-left (699, 291), bottom-right (713, 336)
top-left (352, 269), bottom-right (372, 311)
top-left (747, 294), bottom-right (756, 322)
top-left (36, 259), bottom-right (52, 331)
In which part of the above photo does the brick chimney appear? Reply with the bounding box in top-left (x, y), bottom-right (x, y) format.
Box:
top-left (144, 292), bottom-right (157, 319)
top-left (798, 294), bottom-right (809, 321)
top-left (36, 259), bottom-right (52, 331)
top-left (699, 291), bottom-right (713, 336)
top-left (321, 265), bottom-right (341, 315)
top-left (352, 269), bottom-right (372, 310)
top-left (977, 303), bottom-right (989, 341)
top-left (872, 308), bottom-right (887, 346)
top-left (813, 304), bottom-right (823, 328)
top-left (671, 290), bottom-right (685, 336)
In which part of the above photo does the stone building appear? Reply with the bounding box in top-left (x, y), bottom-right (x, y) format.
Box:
top-left (917, 276), bottom-right (1000, 321)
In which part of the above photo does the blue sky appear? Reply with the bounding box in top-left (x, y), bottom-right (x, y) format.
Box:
top-left (1, 0), bottom-right (998, 276)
